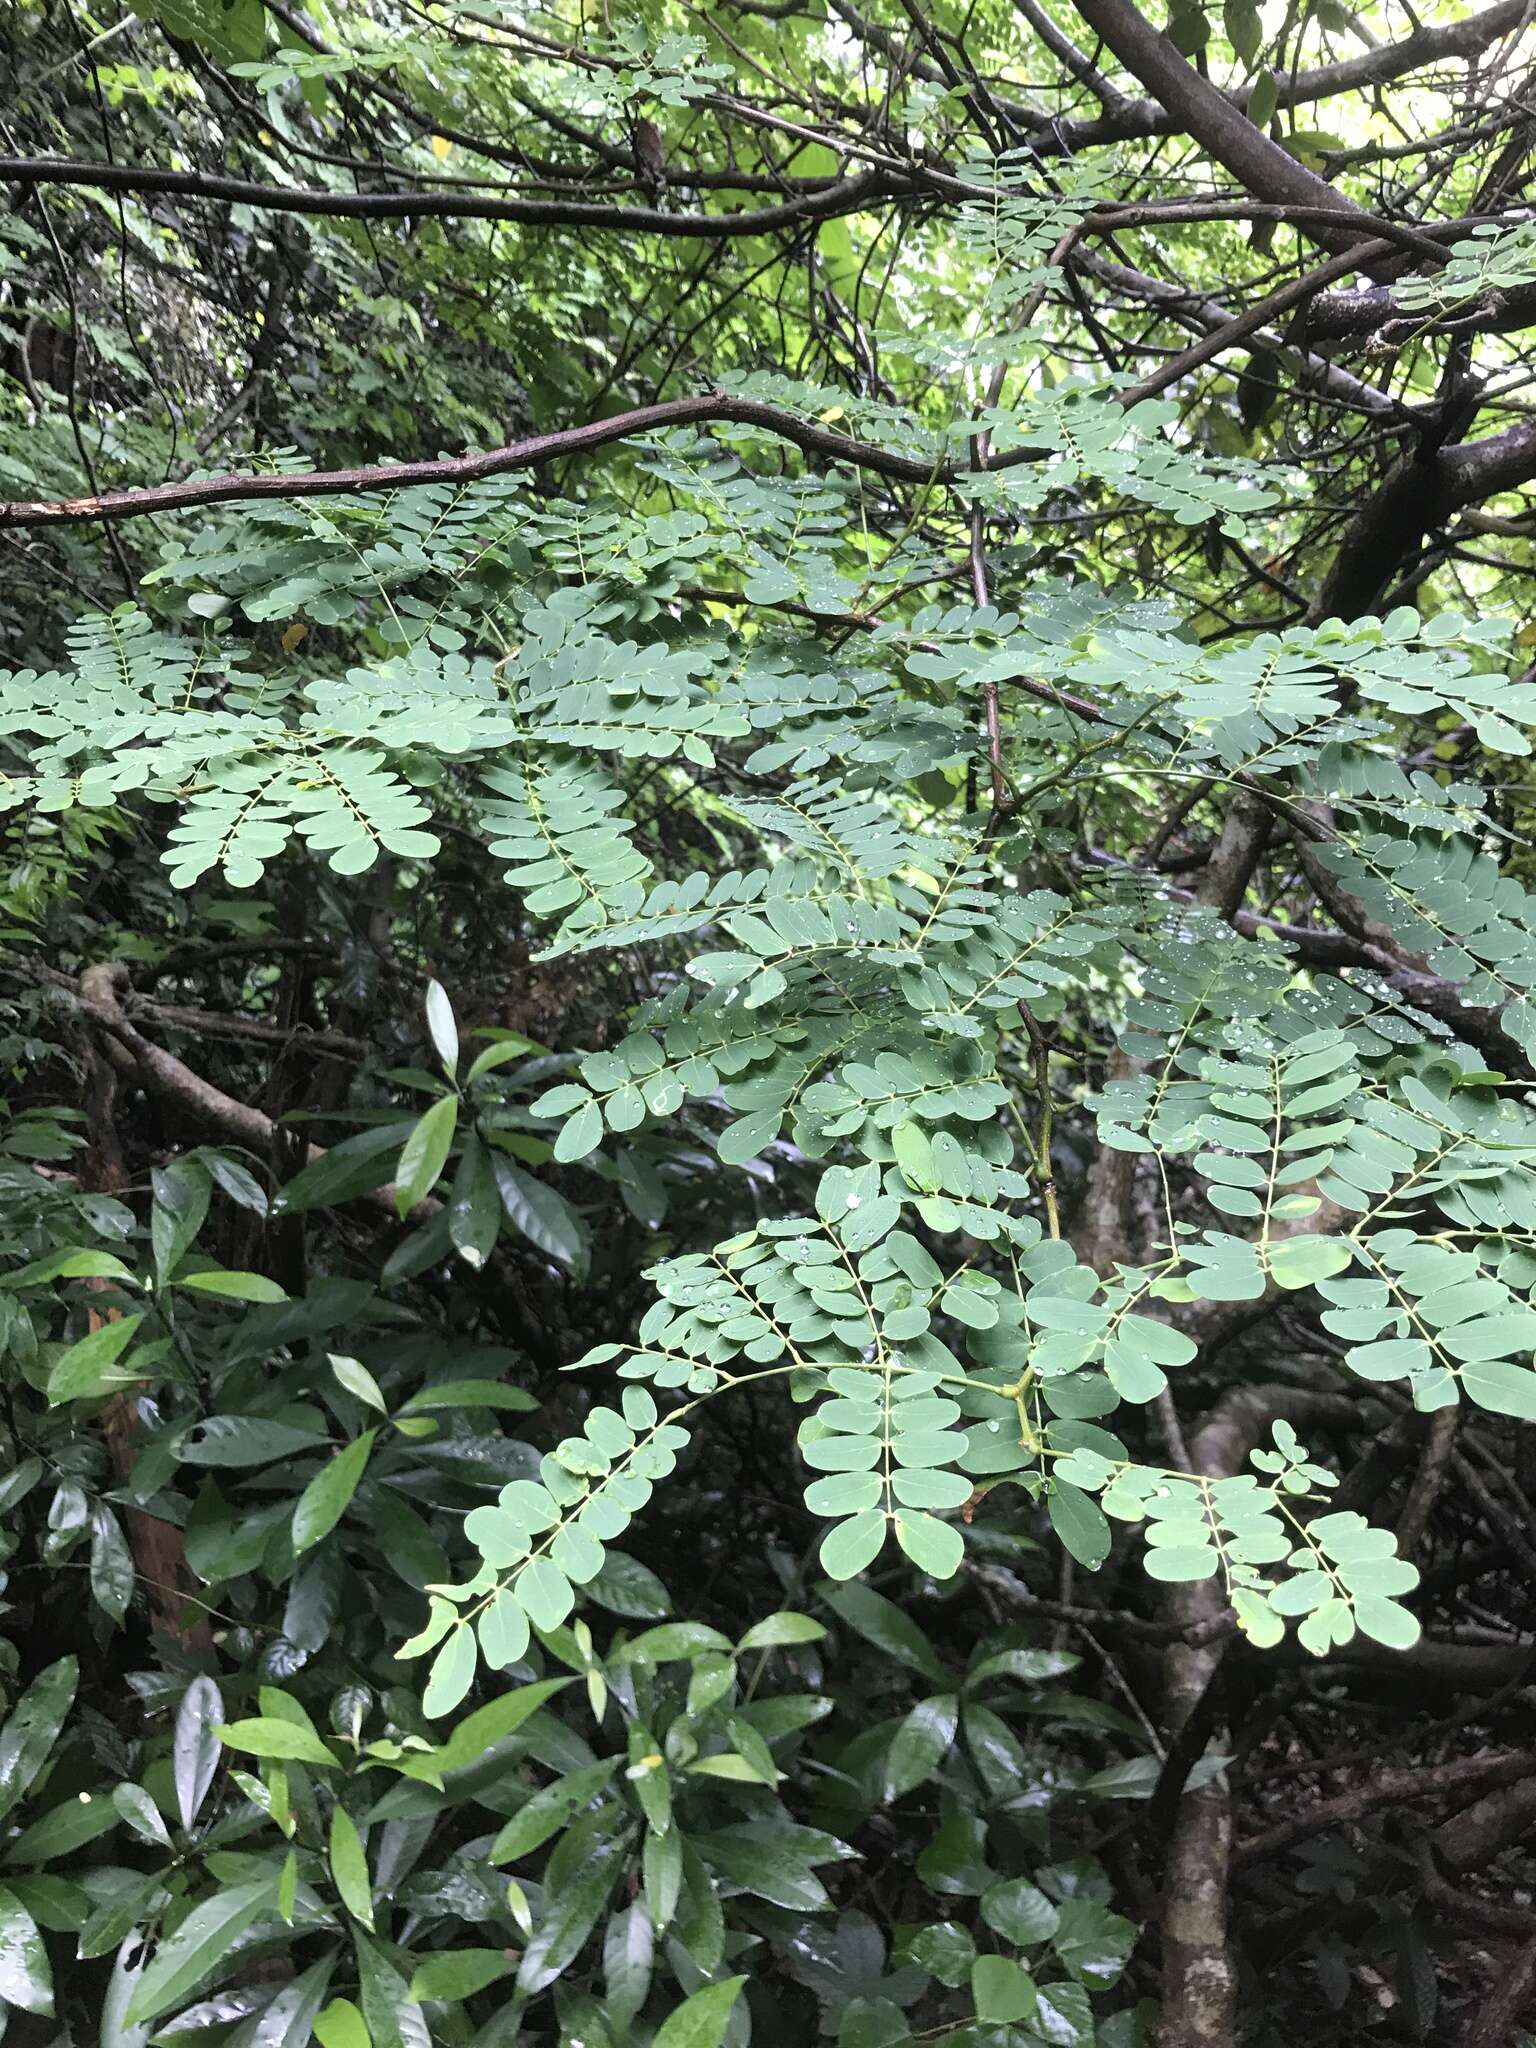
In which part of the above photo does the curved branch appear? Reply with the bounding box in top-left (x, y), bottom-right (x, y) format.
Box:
top-left (1031, 0), bottom-right (1533, 157)
top-left (1316, 416), bottom-right (1536, 619)
top-left (1233, 1748), bottom-right (1536, 1873)
top-left (0, 391), bottom-right (961, 528)
top-left (0, 228), bottom-right (1452, 535)
top-left (1081, 249), bottom-right (1401, 418)
top-left (1064, 0), bottom-right (1389, 270)
top-left (0, 154), bottom-right (897, 238)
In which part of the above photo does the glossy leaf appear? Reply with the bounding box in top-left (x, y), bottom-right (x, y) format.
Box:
top-left (395, 1095), bottom-right (458, 1218)
top-left (292, 1429), bottom-right (377, 1553)
top-left (0, 1657), bottom-right (78, 1822)
top-left (654, 1974), bottom-right (748, 2048)
top-left (0, 1883), bottom-right (53, 2014)
top-left (124, 1879), bottom-right (277, 2024)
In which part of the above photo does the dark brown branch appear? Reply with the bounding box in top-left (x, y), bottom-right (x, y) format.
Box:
top-left (127, 997), bottom-right (368, 1060)
top-left (1029, 0), bottom-right (1533, 157)
top-left (1396, 1408), bottom-right (1459, 1560)
top-left (1064, 0), bottom-right (1389, 270)
top-left (1414, 1838), bottom-right (1534, 1937)
top-left (1435, 1769), bottom-right (1536, 1875)
top-left (62, 965), bottom-right (419, 1214)
top-left (0, 391), bottom-right (969, 528)
top-left (1287, 1634), bottom-right (1536, 1692)
top-left (1233, 1749), bottom-right (1536, 1873)
top-left (966, 1563), bottom-right (1238, 1646)
top-left (1113, 219), bottom-right (1474, 403)
top-left (1016, 0), bottom-right (1131, 109)
top-left (5, 150), bottom-right (1477, 264)
top-left (1079, 249), bottom-right (1402, 420)
top-left (0, 153), bottom-right (897, 239)
top-left (1316, 416), bottom-right (1536, 620)
top-left (1307, 279), bottom-right (1536, 344)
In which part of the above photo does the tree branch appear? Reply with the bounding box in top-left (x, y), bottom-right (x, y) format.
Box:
top-left (1, 154), bottom-right (898, 239)
top-left (1233, 1748), bottom-right (1536, 1872)
top-left (1064, 0), bottom-right (1390, 270)
top-left (1031, 0), bottom-right (1533, 158)
top-left (0, 391), bottom-right (977, 527)
top-left (1306, 279), bottom-right (1536, 343)
top-left (1315, 415), bottom-right (1536, 620)
top-left (1157, 1385), bottom-right (1366, 2048)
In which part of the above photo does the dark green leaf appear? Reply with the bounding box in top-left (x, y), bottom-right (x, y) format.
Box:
top-left (0, 1883), bottom-right (53, 2014)
top-left (1048, 1483), bottom-right (1111, 1571)
top-left (217, 1718), bottom-right (338, 1766)
top-left (276, 1125), bottom-right (416, 1215)
top-left (174, 1677), bottom-right (223, 1831)
top-left (124, 1880), bottom-right (276, 2024)
top-left (492, 1153), bottom-right (589, 1273)
top-left (329, 1804), bottom-right (374, 1929)
top-left (408, 1949), bottom-right (514, 2001)
top-left (449, 1134), bottom-right (501, 1268)
top-left (0, 1657), bottom-right (78, 1823)
top-left (819, 1582), bottom-right (946, 1680)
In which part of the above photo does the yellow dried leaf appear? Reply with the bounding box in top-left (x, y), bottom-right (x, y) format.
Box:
top-left (281, 622), bottom-right (309, 652)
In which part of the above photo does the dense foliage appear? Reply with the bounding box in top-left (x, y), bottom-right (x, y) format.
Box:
top-left (1, 0), bottom-right (1535, 2043)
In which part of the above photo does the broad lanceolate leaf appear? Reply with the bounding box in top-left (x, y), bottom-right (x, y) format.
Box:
top-left (174, 1676), bottom-right (224, 1831)
top-left (124, 1880), bottom-right (278, 2024)
top-left (492, 1152), bottom-right (590, 1272)
top-left (408, 1948), bottom-right (515, 2001)
top-left (354, 1931), bottom-right (432, 2048)
top-left (46, 1314), bottom-right (145, 1405)
top-left (654, 1974), bottom-right (748, 2048)
top-left (0, 1657), bottom-right (78, 1822)
top-left (0, 1884), bottom-right (53, 2013)
top-left (883, 1695), bottom-right (960, 1801)
top-left (175, 1268), bottom-right (288, 1302)
top-left (329, 1804), bottom-right (374, 1929)
top-left (292, 1429), bottom-right (377, 1552)
top-left (216, 1719), bottom-right (338, 1766)
top-left (395, 1095), bottom-right (458, 1217)
top-left (425, 979), bottom-right (460, 1078)
top-left (516, 1811), bottom-right (630, 1993)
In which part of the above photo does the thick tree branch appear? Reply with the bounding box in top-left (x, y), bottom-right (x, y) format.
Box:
top-left (0, 242), bottom-right (1483, 533)
top-left (1156, 1385), bottom-right (1366, 2048)
top-left (1064, 0), bottom-right (1388, 270)
top-left (1464, 1934), bottom-right (1536, 2048)
top-left (65, 965), bottom-right (417, 1213)
top-left (1081, 249), bottom-right (1402, 419)
top-left (1034, 0), bottom-right (1534, 156)
top-left (1434, 1768), bottom-right (1536, 1873)
top-left (1307, 278), bottom-right (1536, 343)
top-left (1315, 415), bottom-right (1536, 619)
